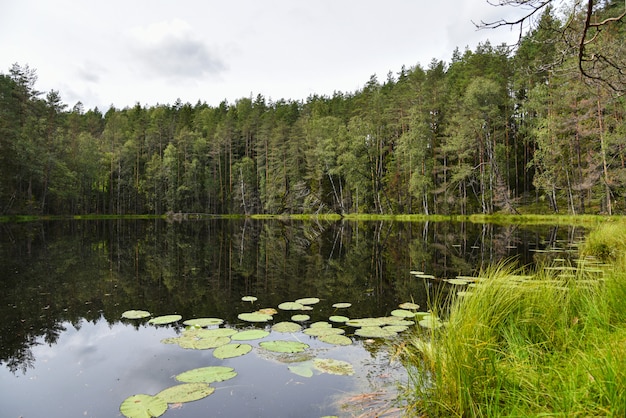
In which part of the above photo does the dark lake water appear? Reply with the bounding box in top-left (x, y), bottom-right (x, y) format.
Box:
top-left (0, 219), bottom-right (587, 417)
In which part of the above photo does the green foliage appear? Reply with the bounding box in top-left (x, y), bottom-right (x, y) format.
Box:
top-left (1, 2), bottom-right (624, 216)
top-left (402, 246), bottom-right (626, 416)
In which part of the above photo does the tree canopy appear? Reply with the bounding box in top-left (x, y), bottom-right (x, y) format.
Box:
top-left (1, 1), bottom-right (624, 216)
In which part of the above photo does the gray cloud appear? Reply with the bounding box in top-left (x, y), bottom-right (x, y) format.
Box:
top-left (128, 19), bottom-right (225, 80)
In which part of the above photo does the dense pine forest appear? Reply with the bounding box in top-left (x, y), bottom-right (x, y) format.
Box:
top-left (1, 3), bottom-right (624, 217)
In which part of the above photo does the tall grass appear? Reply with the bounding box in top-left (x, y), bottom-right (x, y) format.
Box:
top-left (403, 223), bottom-right (626, 417)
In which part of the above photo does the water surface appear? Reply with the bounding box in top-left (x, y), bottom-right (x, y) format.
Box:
top-left (0, 219), bottom-right (585, 417)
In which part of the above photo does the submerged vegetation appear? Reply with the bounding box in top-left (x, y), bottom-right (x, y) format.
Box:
top-left (403, 220), bottom-right (626, 416)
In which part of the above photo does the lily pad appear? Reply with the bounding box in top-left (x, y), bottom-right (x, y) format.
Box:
top-left (272, 321), bottom-right (302, 333)
top-left (313, 358), bottom-right (354, 376)
top-left (332, 302), bottom-right (352, 309)
top-left (241, 296), bottom-right (257, 302)
top-left (260, 340), bottom-right (309, 353)
top-left (148, 314), bottom-right (182, 325)
top-left (446, 278), bottom-right (469, 285)
top-left (156, 383), bottom-right (214, 403)
top-left (346, 317), bottom-right (387, 327)
top-left (384, 325), bottom-right (409, 333)
top-left (318, 334), bottom-right (352, 346)
top-left (398, 302), bottom-right (420, 310)
top-left (355, 326), bottom-right (398, 338)
top-left (295, 297), bottom-right (320, 305)
top-left (238, 312), bottom-right (273, 322)
top-left (329, 315), bottom-right (349, 323)
top-left (231, 329), bottom-right (270, 341)
top-left (121, 310), bottom-right (151, 320)
top-left (213, 343), bottom-right (252, 359)
top-left (390, 309), bottom-right (416, 318)
top-left (418, 316), bottom-right (444, 329)
top-left (176, 366), bottom-right (237, 383)
top-left (278, 301), bottom-right (305, 310)
top-left (120, 394), bottom-right (167, 418)
top-left (183, 318), bottom-right (224, 327)
top-left (192, 336), bottom-right (231, 350)
top-left (303, 327), bottom-right (345, 337)
top-left (291, 314), bottom-right (310, 322)
top-left (288, 364), bottom-right (314, 378)
top-left (195, 328), bottom-right (238, 338)
top-left (310, 321), bottom-right (332, 328)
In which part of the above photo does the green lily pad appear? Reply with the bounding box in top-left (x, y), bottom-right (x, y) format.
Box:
top-left (291, 314), bottom-right (310, 322)
top-left (418, 316), bottom-right (444, 329)
top-left (295, 297), bottom-right (320, 305)
top-left (160, 337), bottom-right (180, 345)
top-left (120, 394), bottom-right (167, 418)
top-left (176, 366), bottom-right (237, 383)
top-left (121, 310), bottom-right (151, 320)
top-left (329, 315), bottom-right (349, 323)
top-left (332, 302), bottom-right (352, 309)
top-left (446, 278), bottom-right (469, 285)
top-left (355, 326), bottom-right (398, 338)
top-left (193, 336), bottom-right (231, 349)
top-left (214, 343), bottom-right (252, 359)
top-left (288, 364), bottom-right (314, 378)
top-left (398, 302), bottom-right (420, 310)
top-left (148, 314), bottom-right (182, 325)
top-left (156, 383), bottom-right (214, 403)
top-left (231, 329), bottom-right (270, 341)
top-left (272, 321), bottom-right (302, 333)
top-left (303, 327), bottom-right (345, 337)
top-left (238, 312), bottom-right (273, 322)
top-left (313, 358), bottom-right (354, 376)
top-left (318, 334), bottom-right (352, 346)
top-left (384, 325), bottom-right (409, 333)
top-left (183, 318), bottom-right (224, 327)
top-left (310, 321), bottom-right (332, 328)
top-left (241, 296), bottom-right (257, 302)
top-left (260, 340), bottom-right (309, 353)
top-left (390, 309), bottom-right (416, 318)
top-left (278, 301), bottom-right (305, 310)
top-left (346, 317), bottom-right (387, 327)
top-left (195, 328), bottom-right (238, 338)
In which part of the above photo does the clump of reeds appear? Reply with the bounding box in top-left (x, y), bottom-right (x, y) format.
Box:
top-left (402, 242), bottom-right (626, 417)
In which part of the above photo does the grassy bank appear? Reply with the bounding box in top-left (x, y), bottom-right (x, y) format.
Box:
top-left (402, 220), bottom-right (626, 417)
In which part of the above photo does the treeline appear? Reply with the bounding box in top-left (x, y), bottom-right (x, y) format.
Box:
top-left (1, 4), bottom-right (624, 216)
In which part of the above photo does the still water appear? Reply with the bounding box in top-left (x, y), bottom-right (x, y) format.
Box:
top-left (0, 219), bottom-right (586, 417)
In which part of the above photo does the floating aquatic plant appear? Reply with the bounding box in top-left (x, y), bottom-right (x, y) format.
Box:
top-left (175, 366), bottom-right (237, 384)
top-left (231, 329), bottom-right (270, 341)
top-left (120, 394), bottom-right (167, 418)
top-left (260, 340), bottom-right (309, 353)
top-left (241, 296), bottom-right (257, 302)
top-left (148, 315), bottom-right (182, 325)
top-left (272, 321), bottom-right (302, 333)
top-left (278, 301), bottom-right (305, 310)
top-left (121, 310), bottom-right (151, 320)
top-left (295, 297), bottom-right (320, 305)
top-left (214, 343), bottom-right (252, 359)
top-left (183, 318), bottom-right (224, 327)
top-left (156, 383), bottom-right (214, 404)
top-left (313, 358), bottom-right (354, 376)
top-left (291, 314), bottom-right (310, 322)
top-left (332, 302), bottom-right (352, 309)
top-left (238, 312), bottom-right (273, 322)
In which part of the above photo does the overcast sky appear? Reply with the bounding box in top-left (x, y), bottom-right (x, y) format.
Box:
top-left (1, 0), bottom-right (527, 111)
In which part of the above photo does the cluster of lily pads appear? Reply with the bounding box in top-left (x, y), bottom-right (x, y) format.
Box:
top-left (118, 296), bottom-right (437, 418)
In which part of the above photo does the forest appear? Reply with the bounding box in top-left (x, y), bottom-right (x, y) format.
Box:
top-left (1, 2), bottom-right (624, 217)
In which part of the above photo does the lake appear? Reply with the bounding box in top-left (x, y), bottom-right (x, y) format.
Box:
top-left (0, 219), bottom-right (586, 417)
